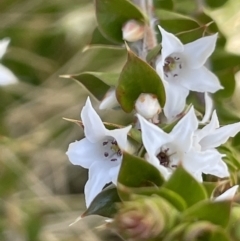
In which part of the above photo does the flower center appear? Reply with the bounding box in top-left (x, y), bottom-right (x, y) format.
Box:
top-left (163, 55), bottom-right (183, 80)
top-left (102, 138), bottom-right (122, 162)
top-left (156, 145), bottom-right (178, 169)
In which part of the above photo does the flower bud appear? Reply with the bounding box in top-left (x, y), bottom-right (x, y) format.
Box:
top-left (135, 93), bottom-right (161, 120)
top-left (111, 196), bottom-right (177, 241)
top-left (122, 20), bottom-right (145, 42)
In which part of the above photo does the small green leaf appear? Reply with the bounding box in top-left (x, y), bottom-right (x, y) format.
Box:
top-left (116, 47), bottom-right (166, 113)
top-left (146, 44), bottom-right (161, 63)
top-left (64, 72), bottom-right (119, 101)
top-left (118, 185), bottom-right (187, 211)
top-left (82, 187), bottom-right (121, 218)
top-left (95, 0), bottom-right (145, 43)
top-left (183, 200), bottom-right (231, 228)
top-left (118, 152), bottom-right (164, 194)
top-left (163, 166), bottom-right (207, 207)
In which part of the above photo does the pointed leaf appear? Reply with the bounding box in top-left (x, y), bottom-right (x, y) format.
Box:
top-left (118, 152), bottom-right (164, 195)
top-left (116, 47), bottom-right (166, 113)
top-left (163, 166), bottom-right (207, 207)
top-left (183, 200), bottom-right (231, 228)
top-left (95, 0), bottom-right (145, 43)
top-left (82, 187), bottom-right (121, 218)
top-left (65, 72), bottom-right (119, 101)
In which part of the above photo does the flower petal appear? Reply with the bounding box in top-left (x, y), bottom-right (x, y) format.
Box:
top-left (199, 92), bottom-right (214, 124)
top-left (200, 122), bottom-right (240, 150)
top-left (109, 164), bottom-right (121, 185)
top-left (99, 87), bottom-right (119, 110)
top-left (66, 138), bottom-right (104, 169)
top-left (179, 66), bottom-right (223, 93)
top-left (84, 161), bottom-right (113, 207)
top-left (183, 149), bottom-right (224, 180)
top-left (171, 106), bottom-right (198, 151)
top-left (202, 157), bottom-right (229, 178)
top-left (106, 125), bottom-right (132, 150)
top-left (137, 113), bottom-right (171, 155)
top-left (184, 34), bottom-right (218, 69)
top-left (81, 97), bottom-right (106, 143)
top-left (215, 185), bottom-right (239, 202)
top-left (0, 38), bottom-right (10, 59)
top-left (195, 110), bottom-right (219, 142)
top-left (158, 25), bottom-right (184, 62)
top-left (163, 81), bottom-right (189, 122)
top-left (0, 64), bottom-right (18, 86)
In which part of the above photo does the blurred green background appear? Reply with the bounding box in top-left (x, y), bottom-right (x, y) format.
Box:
top-left (1, 0), bottom-right (240, 240)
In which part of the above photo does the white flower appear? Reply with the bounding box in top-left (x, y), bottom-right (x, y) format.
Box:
top-left (194, 110), bottom-right (240, 178)
top-left (215, 185), bottom-right (239, 202)
top-left (135, 93), bottom-right (161, 123)
top-left (0, 38), bottom-right (18, 86)
top-left (66, 97), bottom-right (132, 207)
top-left (99, 87), bottom-right (119, 110)
top-left (156, 26), bottom-right (222, 121)
top-left (137, 107), bottom-right (223, 181)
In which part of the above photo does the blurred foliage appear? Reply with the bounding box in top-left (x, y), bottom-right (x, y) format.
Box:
top-left (1, 0), bottom-right (240, 240)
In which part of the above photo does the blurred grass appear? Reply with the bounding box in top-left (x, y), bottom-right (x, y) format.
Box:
top-left (1, 0), bottom-right (240, 240)
top-left (0, 0), bottom-right (124, 240)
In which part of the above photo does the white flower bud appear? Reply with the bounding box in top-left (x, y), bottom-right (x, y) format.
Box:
top-left (122, 20), bottom-right (145, 42)
top-left (135, 93), bottom-right (161, 120)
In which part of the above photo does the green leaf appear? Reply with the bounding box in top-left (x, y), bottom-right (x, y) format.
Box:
top-left (72, 46), bottom-right (127, 73)
top-left (90, 27), bottom-right (118, 45)
top-left (82, 187), bottom-right (121, 218)
top-left (205, 0), bottom-right (228, 8)
top-left (183, 200), bottom-right (231, 228)
top-left (118, 185), bottom-right (187, 211)
top-left (63, 72), bottom-right (119, 101)
top-left (154, 0), bottom-right (173, 10)
top-left (118, 152), bottom-right (164, 196)
top-left (203, 182), bottom-right (218, 198)
top-left (116, 47), bottom-right (166, 113)
top-left (155, 9), bottom-right (203, 43)
top-left (163, 166), bottom-right (207, 207)
top-left (95, 0), bottom-right (145, 43)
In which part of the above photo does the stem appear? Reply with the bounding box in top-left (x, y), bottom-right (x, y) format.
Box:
top-left (132, 0), bottom-right (157, 59)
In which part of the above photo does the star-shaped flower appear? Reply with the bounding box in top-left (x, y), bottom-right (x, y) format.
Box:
top-left (137, 107), bottom-right (226, 181)
top-left (194, 110), bottom-right (240, 178)
top-left (66, 97), bottom-right (132, 207)
top-left (0, 38), bottom-right (18, 86)
top-left (156, 26), bottom-right (222, 121)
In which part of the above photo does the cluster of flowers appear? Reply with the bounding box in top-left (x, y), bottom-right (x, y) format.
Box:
top-left (66, 26), bottom-right (240, 208)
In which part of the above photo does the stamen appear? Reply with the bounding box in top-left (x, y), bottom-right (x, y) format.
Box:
top-left (104, 152), bottom-right (109, 157)
top-left (111, 158), bottom-right (117, 162)
top-left (103, 141), bottom-right (108, 146)
top-left (173, 74), bottom-right (178, 77)
top-left (179, 64), bottom-right (182, 69)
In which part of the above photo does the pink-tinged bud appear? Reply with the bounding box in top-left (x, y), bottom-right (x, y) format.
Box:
top-left (135, 93), bottom-right (161, 120)
top-left (122, 20), bottom-right (145, 42)
top-left (111, 196), bottom-right (178, 241)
